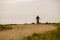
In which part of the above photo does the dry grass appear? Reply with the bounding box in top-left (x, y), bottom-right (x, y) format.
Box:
top-left (0, 24), bottom-right (56, 40)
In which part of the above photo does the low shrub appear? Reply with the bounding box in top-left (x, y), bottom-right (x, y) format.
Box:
top-left (0, 25), bottom-right (12, 31)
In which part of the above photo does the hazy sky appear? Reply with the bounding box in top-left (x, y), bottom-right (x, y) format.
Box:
top-left (0, 0), bottom-right (60, 24)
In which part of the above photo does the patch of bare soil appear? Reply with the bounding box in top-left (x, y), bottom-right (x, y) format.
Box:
top-left (0, 24), bottom-right (56, 40)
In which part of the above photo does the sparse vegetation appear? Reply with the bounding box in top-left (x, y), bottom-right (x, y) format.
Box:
top-left (21, 30), bottom-right (57, 40)
top-left (21, 23), bottom-right (60, 40)
top-left (0, 24), bottom-right (12, 31)
top-left (55, 23), bottom-right (60, 40)
top-left (0, 23), bottom-right (59, 40)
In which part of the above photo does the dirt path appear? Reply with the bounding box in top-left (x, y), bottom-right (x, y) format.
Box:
top-left (0, 24), bottom-right (56, 40)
